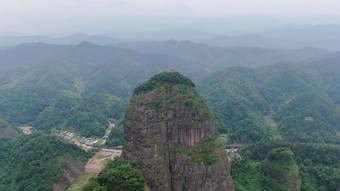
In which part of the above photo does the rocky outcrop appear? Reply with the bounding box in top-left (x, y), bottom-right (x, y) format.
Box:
top-left (122, 72), bottom-right (234, 191)
top-left (53, 157), bottom-right (87, 191)
top-left (262, 148), bottom-right (301, 191)
top-left (0, 118), bottom-right (17, 138)
top-left (0, 126), bottom-right (17, 137)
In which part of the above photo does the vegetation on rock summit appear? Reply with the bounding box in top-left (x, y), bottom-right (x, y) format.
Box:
top-left (133, 72), bottom-right (195, 96)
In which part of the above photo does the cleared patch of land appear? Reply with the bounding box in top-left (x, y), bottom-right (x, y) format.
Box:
top-left (0, 126), bottom-right (17, 137)
top-left (85, 151), bottom-right (111, 173)
top-left (264, 109), bottom-right (281, 139)
top-left (18, 126), bottom-right (35, 135)
top-left (67, 149), bottom-right (122, 191)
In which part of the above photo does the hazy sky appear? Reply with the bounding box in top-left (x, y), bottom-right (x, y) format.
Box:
top-left (1, 0), bottom-right (340, 35)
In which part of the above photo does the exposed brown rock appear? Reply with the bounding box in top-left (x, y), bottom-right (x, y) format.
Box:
top-left (122, 72), bottom-right (234, 191)
top-left (52, 157), bottom-right (87, 191)
top-left (0, 126), bottom-right (17, 137)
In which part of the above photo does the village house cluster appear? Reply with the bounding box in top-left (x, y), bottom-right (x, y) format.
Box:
top-left (60, 131), bottom-right (99, 145)
top-left (59, 118), bottom-right (117, 146)
top-left (226, 143), bottom-right (243, 159)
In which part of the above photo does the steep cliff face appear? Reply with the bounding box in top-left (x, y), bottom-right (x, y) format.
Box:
top-left (122, 72), bottom-right (234, 191)
top-left (53, 157), bottom-right (87, 191)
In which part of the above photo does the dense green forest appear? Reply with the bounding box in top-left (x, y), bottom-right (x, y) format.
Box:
top-left (0, 117), bottom-right (9, 129)
top-left (232, 140), bottom-right (340, 190)
top-left (105, 124), bottom-right (124, 147)
top-left (198, 65), bottom-right (340, 144)
top-left (0, 42), bottom-right (339, 190)
top-left (83, 158), bottom-right (147, 191)
top-left (0, 86), bottom-right (125, 137)
top-left (0, 133), bottom-right (91, 191)
top-left (197, 63), bottom-right (340, 190)
top-left (0, 42), bottom-right (203, 138)
top-left (197, 58), bottom-right (339, 190)
top-left (231, 159), bottom-right (288, 191)
top-left (0, 42), bottom-right (340, 143)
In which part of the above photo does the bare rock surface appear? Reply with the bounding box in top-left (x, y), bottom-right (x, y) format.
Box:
top-left (52, 157), bottom-right (87, 191)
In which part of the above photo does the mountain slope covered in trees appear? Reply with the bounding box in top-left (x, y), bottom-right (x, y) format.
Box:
top-left (0, 133), bottom-right (91, 191)
top-left (198, 65), bottom-right (340, 144)
top-left (117, 40), bottom-right (326, 70)
top-left (0, 42), bottom-right (199, 136)
top-left (0, 41), bottom-right (339, 190)
top-left (0, 41), bottom-right (339, 141)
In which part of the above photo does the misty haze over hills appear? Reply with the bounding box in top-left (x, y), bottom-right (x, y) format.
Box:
top-left (2, 21), bottom-right (340, 51)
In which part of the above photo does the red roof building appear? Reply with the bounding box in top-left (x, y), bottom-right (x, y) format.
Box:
top-left (230, 143), bottom-right (243, 148)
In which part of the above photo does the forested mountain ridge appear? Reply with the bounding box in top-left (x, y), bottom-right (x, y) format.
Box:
top-left (0, 86), bottom-right (125, 137)
top-left (0, 41), bottom-right (326, 88)
top-left (0, 40), bottom-right (339, 190)
top-left (198, 65), bottom-right (340, 144)
top-left (0, 42), bottom-right (201, 136)
top-left (0, 41), bottom-right (339, 141)
top-left (297, 51), bottom-right (340, 104)
top-left (116, 40), bottom-right (326, 70)
top-left (0, 42), bottom-right (205, 95)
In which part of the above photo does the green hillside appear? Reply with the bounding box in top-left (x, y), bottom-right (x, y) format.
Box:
top-left (0, 41), bottom-right (339, 190)
top-left (198, 65), bottom-right (340, 143)
top-left (262, 148), bottom-right (301, 190)
top-left (0, 133), bottom-right (91, 191)
top-left (117, 40), bottom-right (326, 70)
top-left (298, 52), bottom-right (340, 104)
top-left (198, 67), bottom-right (270, 143)
top-left (0, 85), bottom-right (124, 137)
top-left (240, 140), bottom-right (340, 190)
top-left (0, 42), bottom-right (202, 137)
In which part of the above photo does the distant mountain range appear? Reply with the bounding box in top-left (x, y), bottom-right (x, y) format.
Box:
top-left (2, 24), bottom-right (340, 50)
top-left (116, 40), bottom-right (326, 70)
top-left (0, 29), bottom-right (215, 46)
top-left (0, 34), bottom-right (123, 46)
top-left (199, 25), bottom-right (340, 50)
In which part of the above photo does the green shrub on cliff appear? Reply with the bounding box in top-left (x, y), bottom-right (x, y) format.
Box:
top-left (267, 147), bottom-right (295, 166)
top-left (241, 140), bottom-right (340, 190)
top-left (133, 72), bottom-right (195, 95)
top-left (262, 148), bottom-right (302, 190)
top-left (83, 158), bottom-right (147, 191)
